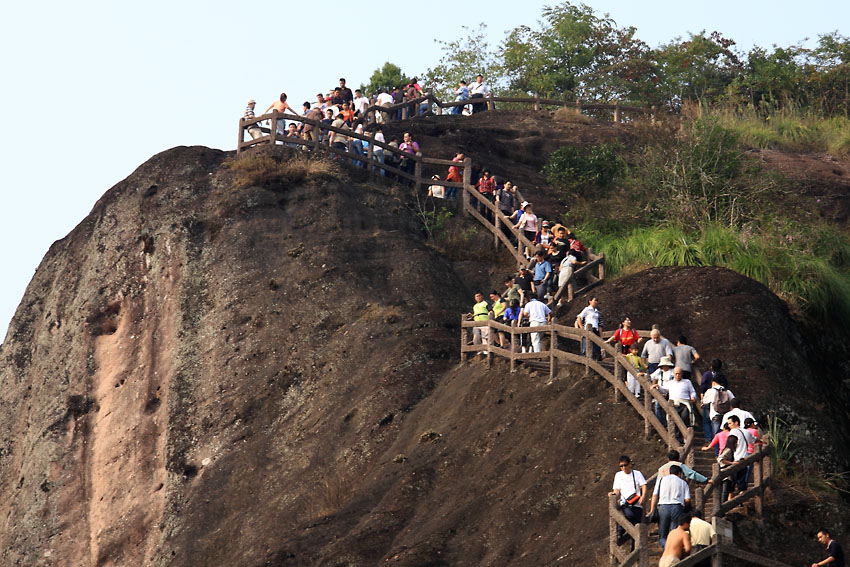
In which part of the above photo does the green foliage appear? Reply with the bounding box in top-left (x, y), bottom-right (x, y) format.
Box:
top-left (361, 62), bottom-right (410, 95)
top-left (424, 24), bottom-right (502, 99)
top-left (767, 415), bottom-right (797, 472)
top-left (579, 221), bottom-right (850, 323)
top-left (501, 2), bottom-right (650, 101)
top-left (652, 31), bottom-right (742, 108)
top-left (544, 143), bottom-right (625, 194)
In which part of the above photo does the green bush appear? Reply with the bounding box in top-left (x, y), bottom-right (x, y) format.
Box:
top-left (544, 143), bottom-right (625, 194)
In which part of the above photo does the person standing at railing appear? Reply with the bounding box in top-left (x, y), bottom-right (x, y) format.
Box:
top-left (328, 113), bottom-right (350, 162)
top-left (502, 299), bottom-right (522, 352)
top-left (475, 170), bottom-right (497, 221)
top-left (699, 359), bottom-right (728, 442)
top-left (375, 89), bottom-right (393, 123)
top-left (372, 128), bottom-right (386, 175)
top-left (445, 152), bottom-right (463, 200)
top-left (243, 99), bottom-right (263, 140)
top-left (609, 455), bottom-right (647, 547)
top-left (813, 529), bottom-right (845, 567)
top-left (470, 74), bottom-right (490, 114)
top-left (353, 89), bottom-right (369, 119)
top-left (624, 343), bottom-right (646, 398)
top-left (606, 317), bottom-right (641, 354)
top-left (575, 296), bottom-right (602, 361)
top-left (301, 103), bottom-right (324, 146)
top-left (489, 291), bottom-right (508, 349)
top-left (521, 295), bottom-right (551, 353)
top-left (453, 80), bottom-right (469, 115)
top-left (514, 202), bottom-right (538, 259)
top-left (469, 292), bottom-right (492, 355)
top-left (264, 93), bottom-right (300, 139)
top-left (399, 132), bottom-right (420, 183)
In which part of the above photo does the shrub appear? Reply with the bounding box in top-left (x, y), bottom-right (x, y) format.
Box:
top-left (544, 143), bottom-right (625, 195)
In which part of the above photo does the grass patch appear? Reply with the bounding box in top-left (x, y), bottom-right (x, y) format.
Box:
top-left (579, 221), bottom-right (850, 322)
top-left (224, 149), bottom-right (342, 190)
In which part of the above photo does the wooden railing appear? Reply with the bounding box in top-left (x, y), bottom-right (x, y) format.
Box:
top-left (350, 92), bottom-right (652, 127)
top-left (238, 111), bottom-right (606, 295)
top-left (460, 322), bottom-right (694, 457)
top-left (700, 447), bottom-right (772, 517)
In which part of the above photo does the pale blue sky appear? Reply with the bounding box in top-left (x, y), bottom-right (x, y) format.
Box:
top-left (1, 0), bottom-right (846, 339)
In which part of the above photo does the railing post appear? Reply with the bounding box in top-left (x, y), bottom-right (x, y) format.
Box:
top-left (651, 105), bottom-right (656, 124)
top-left (461, 316), bottom-right (469, 365)
top-left (584, 328), bottom-right (591, 377)
top-left (644, 393), bottom-right (651, 439)
top-left (367, 132), bottom-right (375, 175)
top-left (414, 158), bottom-right (422, 195)
top-left (608, 495), bottom-right (618, 567)
top-left (711, 462), bottom-right (721, 517)
top-left (237, 118), bottom-right (245, 154)
top-left (494, 210), bottom-right (500, 250)
top-left (614, 100), bottom-right (620, 123)
top-left (754, 450), bottom-right (763, 515)
top-left (614, 344), bottom-right (622, 403)
top-left (695, 486), bottom-right (704, 512)
top-left (269, 111), bottom-right (279, 146)
top-left (534, 93), bottom-right (540, 111)
top-left (549, 326), bottom-right (557, 381)
top-left (576, 98), bottom-right (582, 114)
top-left (486, 322), bottom-right (493, 369)
top-left (462, 157), bottom-right (472, 217)
top-left (638, 522), bottom-right (649, 567)
top-left (510, 319), bottom-right (517, 373)
top-left (488, 91), bottom-right (495, 111)
top-left (666, 415), bottom-right (675, 452)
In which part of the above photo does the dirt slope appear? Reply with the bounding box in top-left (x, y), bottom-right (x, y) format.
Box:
top-left (0, 123), bottom-right (848, 566)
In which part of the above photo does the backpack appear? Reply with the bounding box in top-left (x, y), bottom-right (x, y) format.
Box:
top-left (712, 388), bottom-right (732, 415)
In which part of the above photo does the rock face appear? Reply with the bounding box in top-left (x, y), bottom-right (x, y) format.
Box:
top-left (0, 145), bottom-right (845, 566)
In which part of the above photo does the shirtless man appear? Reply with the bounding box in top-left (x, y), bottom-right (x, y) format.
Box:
top-left (659, 514), bottom-right (692, 567)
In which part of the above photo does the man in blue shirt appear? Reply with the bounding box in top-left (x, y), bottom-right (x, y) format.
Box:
top-left (532, 250), bottom-right (552, 302)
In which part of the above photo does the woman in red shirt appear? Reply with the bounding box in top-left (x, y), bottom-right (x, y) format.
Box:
top-left (606, 317), bottom-right (640, 354)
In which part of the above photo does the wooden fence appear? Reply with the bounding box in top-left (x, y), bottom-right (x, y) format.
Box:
top-left (349, 92), bottom-right (653, 127)
top-left (460, 323), bottom-right (695, 458)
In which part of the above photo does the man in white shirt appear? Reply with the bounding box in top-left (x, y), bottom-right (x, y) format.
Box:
top-left (522, 297), bottom-right (551, 353)
top-left (575, 296), bottom-right (602, 361)
top-left (721, 399), bottom-right (755, 430)
top-left (353, 89), bottom-right (370, 118)
top-left (649, 356), bottom-right (675, 428)
top-left (609, 456), bottom-right (647, 545)
top-left (657, 367), bottom-right (697, 441)
top-left (470, 74), bottom-right (491, 113)
top-left (727, 414), bottom-right (756, 492)
top-left (647, 465), bottom-right (691, 550)
top-left (375, 89), bottom-right (394, 123)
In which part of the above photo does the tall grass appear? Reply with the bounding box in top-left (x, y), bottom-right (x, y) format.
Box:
top-left (581, 222), bottom-right (850, 323)
top-left (710, 106), bottom-right (850, 156)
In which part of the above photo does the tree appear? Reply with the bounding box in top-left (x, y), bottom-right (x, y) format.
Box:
top-left (361, 62), bottom-right (410, 95)
top-left (651, 31), bottom-right (743, 109)
top-left (500, 2), bottom-right (650, 101)
top-left (424, 24), bottom-right (502, 99)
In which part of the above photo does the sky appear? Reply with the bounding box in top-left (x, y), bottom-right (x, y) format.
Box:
top-left (1, 0), bottom-right (846, 341)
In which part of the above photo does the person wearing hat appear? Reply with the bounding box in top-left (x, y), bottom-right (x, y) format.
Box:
top-left (535, 220), bottom-right (554, 248)
top-left (428, 175), bottom-right (445, 199)
top-left (513, 201), bottom-right (538, 258)
top-left (243, 99), bottom-right (263, 140)
top-left (650, 355), bottom-right (676, 428)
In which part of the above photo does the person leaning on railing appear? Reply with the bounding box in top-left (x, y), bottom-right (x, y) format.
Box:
top-left (243, 99), bottom-right (263, 140)
top-left (468, 292), bottom-right (492, 355)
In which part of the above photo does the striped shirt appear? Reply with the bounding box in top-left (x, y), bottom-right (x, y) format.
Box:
top-left (244, 105), bottom-right (256, 120)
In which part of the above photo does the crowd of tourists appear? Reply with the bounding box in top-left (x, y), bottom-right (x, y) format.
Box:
top-left (241, 75), bottom-right (493, 165)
